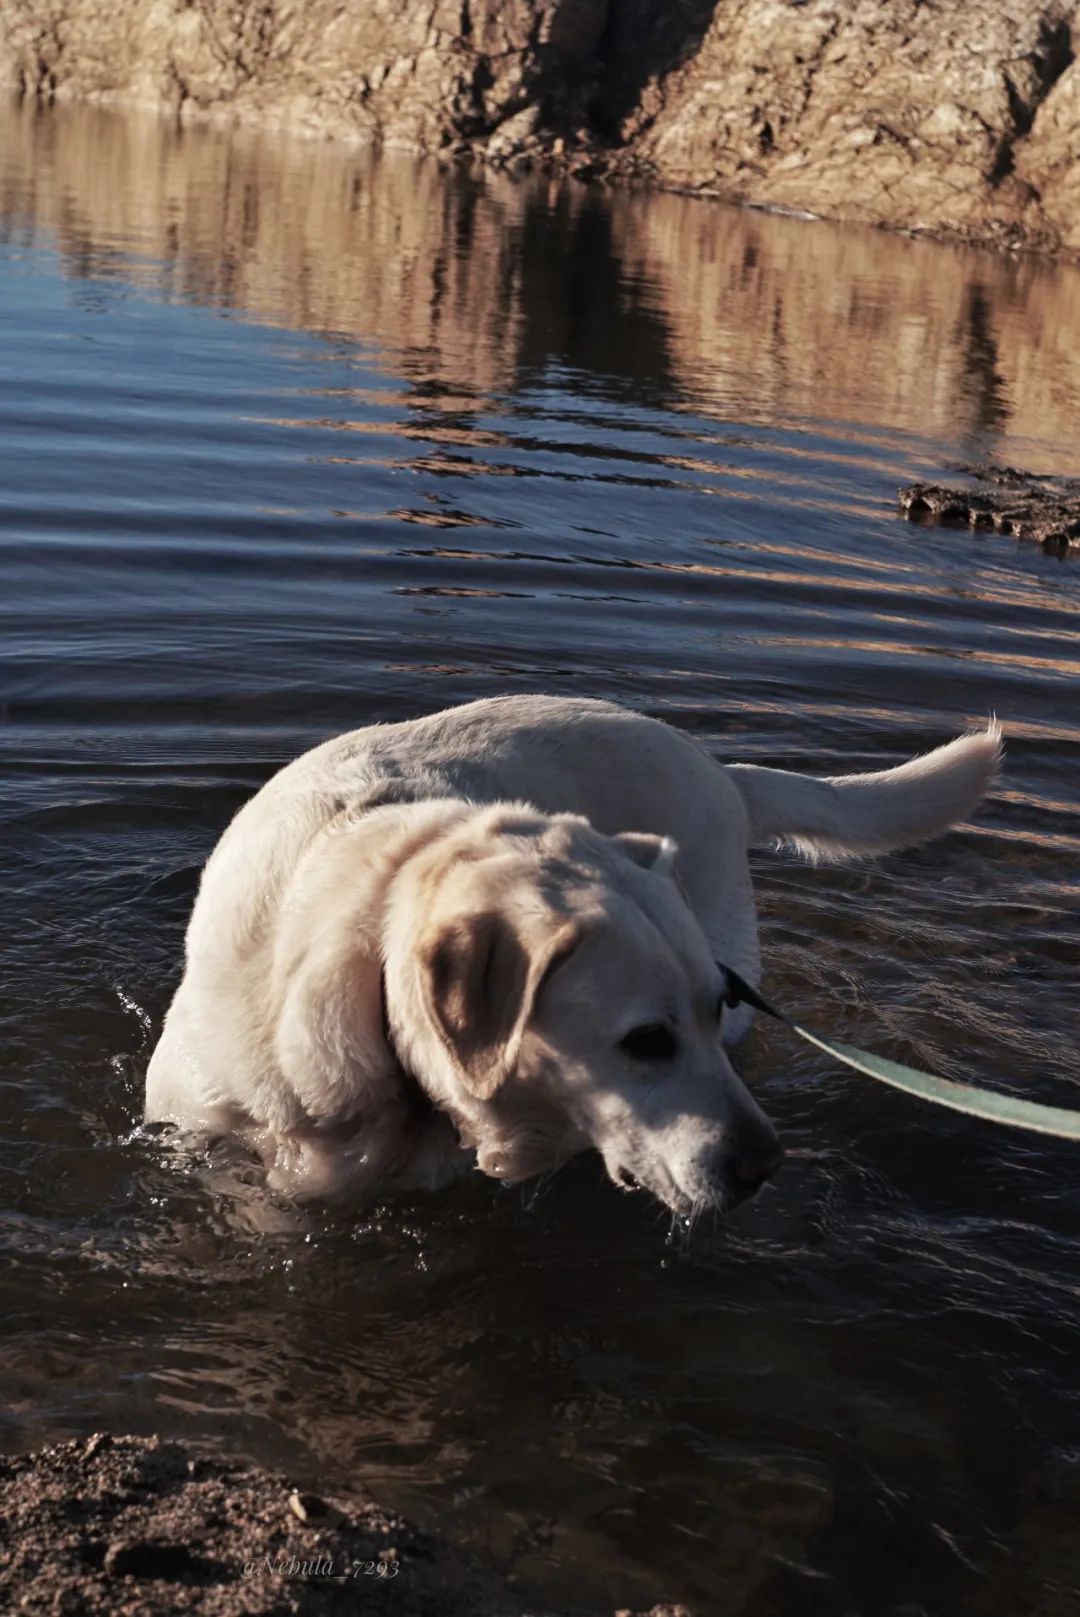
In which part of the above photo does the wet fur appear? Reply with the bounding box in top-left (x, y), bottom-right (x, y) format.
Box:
top-left (145, 697), bottom-right (1000, 1213)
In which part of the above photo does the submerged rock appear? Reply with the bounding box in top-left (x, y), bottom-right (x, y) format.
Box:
top-left (899, 465), bottom-right (1080, 551)
top-left (3, 1), bottom-right (1080, 253)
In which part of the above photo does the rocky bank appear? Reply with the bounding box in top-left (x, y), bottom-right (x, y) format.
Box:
top-left (3, 1), bottom-right (1080, 254)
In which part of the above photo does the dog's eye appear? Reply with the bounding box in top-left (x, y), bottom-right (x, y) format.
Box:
top-left (619, 1023), bottom-right (677, 1062)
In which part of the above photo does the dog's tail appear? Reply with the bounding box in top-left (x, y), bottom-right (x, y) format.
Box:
top-left (724, 722), bottom-right (1001, 861)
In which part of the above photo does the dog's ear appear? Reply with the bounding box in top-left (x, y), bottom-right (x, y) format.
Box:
top-left (611, 831), bottom-right (678, 877)
top-left (421, 913), bottom-right (578, 1099)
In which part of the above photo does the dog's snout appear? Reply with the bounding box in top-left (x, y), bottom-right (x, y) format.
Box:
top-left (726, 1123), bottom-right (784, 1204)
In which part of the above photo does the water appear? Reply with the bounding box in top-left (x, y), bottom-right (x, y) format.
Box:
top-left (2, 96), bottom-right (1080, 1615)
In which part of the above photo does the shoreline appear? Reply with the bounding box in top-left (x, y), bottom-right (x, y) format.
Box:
top-left (4, 1), bottom-right (1080, 260)
top-left (0, 1432), bottom-right (691, 1616)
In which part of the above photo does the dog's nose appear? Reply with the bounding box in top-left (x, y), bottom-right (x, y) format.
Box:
top-left (726, 1126), bottom-right (784, 1205)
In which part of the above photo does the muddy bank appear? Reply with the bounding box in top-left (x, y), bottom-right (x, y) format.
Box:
top-left (2, 1), bottom-right (1080, 254)
top-left (0, 1433), bottom-right (690, 1616)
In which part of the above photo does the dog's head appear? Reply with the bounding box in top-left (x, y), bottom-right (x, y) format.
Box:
top-left (384, 807), bottom-right (782, 1216)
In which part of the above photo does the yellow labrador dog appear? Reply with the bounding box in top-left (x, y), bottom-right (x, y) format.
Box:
top-left (145, 697), bottom-right (999, 1217)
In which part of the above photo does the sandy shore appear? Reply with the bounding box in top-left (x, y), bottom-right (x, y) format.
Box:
top-left (0, 1432), bottom-right (692, 1617)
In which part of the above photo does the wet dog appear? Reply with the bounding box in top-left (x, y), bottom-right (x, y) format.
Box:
top-left (146, 697), bottom-right (1000, 1215)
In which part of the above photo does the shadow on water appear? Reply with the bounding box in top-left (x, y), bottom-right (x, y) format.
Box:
top-left (1, 95), bottom-right (1080, 1614)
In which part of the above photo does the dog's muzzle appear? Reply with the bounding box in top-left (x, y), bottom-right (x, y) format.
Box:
top-left (721, 1117), bottom-right (785, 1206)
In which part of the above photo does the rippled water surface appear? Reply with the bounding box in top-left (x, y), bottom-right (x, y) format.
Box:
top-left (3, 98), bottom-right (1080, 1615)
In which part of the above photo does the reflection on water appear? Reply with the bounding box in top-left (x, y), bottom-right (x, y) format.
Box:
top-left (7, 97), bottom-right (1080, 463)
top-left (1, 97), bottom-right (1080, 1616)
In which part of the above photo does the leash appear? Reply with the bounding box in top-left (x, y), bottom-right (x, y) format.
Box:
top-left (721, 966), bottom-right (1080, 1142)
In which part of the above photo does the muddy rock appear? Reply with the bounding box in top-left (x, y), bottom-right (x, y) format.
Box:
top-left (4, 1), bottom-right (1080, 252)
top-left (899, 465), bottom-right (1080, 551)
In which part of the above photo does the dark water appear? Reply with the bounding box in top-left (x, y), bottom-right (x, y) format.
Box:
top-left (3, 97), bottom-right (1080, 1614)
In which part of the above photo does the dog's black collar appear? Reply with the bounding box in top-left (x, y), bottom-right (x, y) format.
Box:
top-left (720, 963), bottom-right (775, 1018)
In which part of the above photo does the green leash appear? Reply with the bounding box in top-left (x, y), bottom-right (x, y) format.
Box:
top-left (722, 966), bottom-right (1080, 1142)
